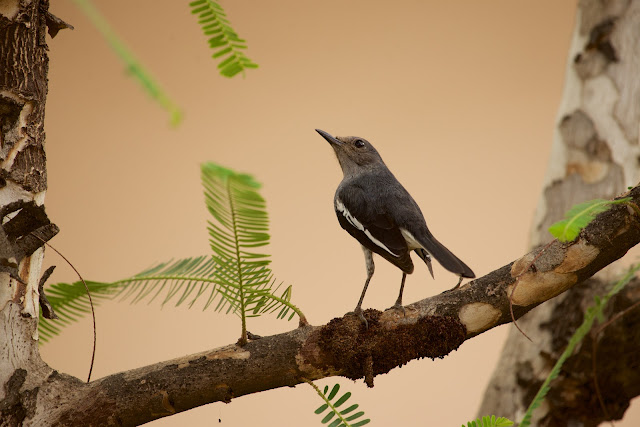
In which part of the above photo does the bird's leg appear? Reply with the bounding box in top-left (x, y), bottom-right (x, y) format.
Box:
top-left (386, 272), bottom-right (407, 316)
top-left (442, 275), bottom-right (464, 293)
top-left (353, 246), bottom-right (374, 328)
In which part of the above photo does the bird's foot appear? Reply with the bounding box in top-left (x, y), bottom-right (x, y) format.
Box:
top-left (347, 307), bottom-right (369, 329)
top-left (385, 303), bottom-right (406, 317)
top-left (441, 276), bottom-right (463, 294)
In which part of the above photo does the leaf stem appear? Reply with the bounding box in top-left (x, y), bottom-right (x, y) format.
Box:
top-left (227, 178), bottom-right (248, 346)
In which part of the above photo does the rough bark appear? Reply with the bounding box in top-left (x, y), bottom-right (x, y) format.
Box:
top-left (479, 0), bottom-right (640, 425)
top-left (0, 1), bottom-right (55, 426)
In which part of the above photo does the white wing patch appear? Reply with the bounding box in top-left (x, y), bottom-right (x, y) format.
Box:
top-left (400, 228), bottom-right (422, 250)
top-left (336, 198), bottom-right (399, 257)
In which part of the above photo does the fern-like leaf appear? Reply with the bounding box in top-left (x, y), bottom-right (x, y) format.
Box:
top-left (548, 197), bottom-right (631, 242)
top-left (189, 0), bottom-right (259, 77)
top-left (201, 162), bottom-right (308, 343)
top-left (462, 415), bottom-right (513, 427)
top-left (519, 263), bottom-right (640, 426)
top-left (306, 381), bottom-right (370, 427)
top-left (39, 255), bottom-right (306, 343)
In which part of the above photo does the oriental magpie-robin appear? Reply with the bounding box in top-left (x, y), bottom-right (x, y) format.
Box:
top-left (317, 129), bottom-right (475, 325)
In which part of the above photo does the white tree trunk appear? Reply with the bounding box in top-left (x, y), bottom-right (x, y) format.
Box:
top-left (479, 0), bottom-right (640, 424)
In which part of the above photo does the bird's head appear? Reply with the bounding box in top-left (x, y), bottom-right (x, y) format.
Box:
top-left (316, 129), bottom-right (385, 177)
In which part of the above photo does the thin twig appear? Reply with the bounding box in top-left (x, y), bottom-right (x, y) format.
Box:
top-left (39, 239), bottom-right (96, 383)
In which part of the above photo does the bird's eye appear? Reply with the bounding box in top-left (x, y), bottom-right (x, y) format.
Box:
top-left (354, 139), bottom-right (365, 148)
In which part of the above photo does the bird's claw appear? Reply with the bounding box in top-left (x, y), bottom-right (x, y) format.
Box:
top-left (385, 303), bottom-right (406, 317)
top-left (348, 307), bottom-right (369, 329)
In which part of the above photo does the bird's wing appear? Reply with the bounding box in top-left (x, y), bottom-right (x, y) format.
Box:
top-left (380, 176), bottom-right (476, 279)
top-left (335, 185), bottom-right (413, 273)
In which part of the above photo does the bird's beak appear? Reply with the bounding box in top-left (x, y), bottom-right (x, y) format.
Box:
top-left (315, 129), bottom-right (344, 146)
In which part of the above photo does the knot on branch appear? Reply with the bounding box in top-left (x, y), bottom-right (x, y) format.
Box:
top-left (316, 310), bottom-right (466, 385)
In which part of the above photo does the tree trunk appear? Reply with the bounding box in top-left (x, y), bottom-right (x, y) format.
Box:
top-left (0, 1), bottom-right (55, 425)
top-left (479, 0), bottom-right (640, 425)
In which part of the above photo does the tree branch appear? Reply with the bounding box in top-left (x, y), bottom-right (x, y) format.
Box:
top-left (29, 186), bottom-right (640, 425)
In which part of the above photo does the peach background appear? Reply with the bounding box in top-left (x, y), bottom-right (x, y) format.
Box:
top-left (38, 1), bottom-right (639, 426)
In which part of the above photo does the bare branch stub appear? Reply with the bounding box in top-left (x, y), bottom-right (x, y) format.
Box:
top-left (0, 201), bottom-right (58, 281)
top-left (38, 265), bottom-right (57, 319)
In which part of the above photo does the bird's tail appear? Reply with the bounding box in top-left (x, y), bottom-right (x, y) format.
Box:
top-left (417, 232), bottom-right (475, 279)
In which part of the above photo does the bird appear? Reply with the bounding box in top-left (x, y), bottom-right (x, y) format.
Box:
top-left (316, 129), bottom-right (475, 325)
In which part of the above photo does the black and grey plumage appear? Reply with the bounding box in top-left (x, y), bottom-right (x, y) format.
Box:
top-left (316, 129), bottom-right (475, 324)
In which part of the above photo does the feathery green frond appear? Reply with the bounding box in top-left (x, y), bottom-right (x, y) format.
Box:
top-left (189, 0), bottom-right (259, 77)
top-left (39, 255), bottom-right (305, 343)
top-left (519, 263), bottom-right (640, 427)
top-left (71, 0), bottom-right (182, 125)
top-left (115, 256), bottom-right (223, 308)
top-left (462, 415), bottom-right (513, 427)
top-left (306, 380), bottom-right (370, 427)
top-left (201, 162), bottom-right (307, 343)
top-left (548, 197), bottom-right (631, 242)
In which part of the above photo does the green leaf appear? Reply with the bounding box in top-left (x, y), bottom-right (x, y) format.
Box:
top-left (315, 404), bottom-right (329, 415)
top-left (212, 47), bottom-right (233, 58)
top-left (345, 412), bottom-right (364, 421)
top-left (334, 392), bottom-right (351, 407)
top-left (548, 197), bottom-right (631, 242)
top-left (322, 412), bottom-right (336, 424)
top-left (327, 384), bottom-right (340, 400)
top-left (339, 404), bottom-right (358, 415)
top-left (189, 0), bottom-right (259, 78)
